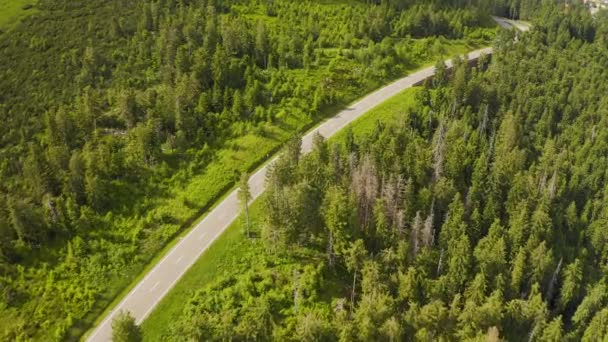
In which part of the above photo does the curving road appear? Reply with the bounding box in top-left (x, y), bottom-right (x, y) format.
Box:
top-left (85, 47), bottom-right (494, 341)
top-left (492, 16), bottom-right (532, 32)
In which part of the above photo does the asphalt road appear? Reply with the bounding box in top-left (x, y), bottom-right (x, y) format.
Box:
top-left (85, 47), bottom-right (494, 341)
top-left (492, 16), bottom-right (531, 31)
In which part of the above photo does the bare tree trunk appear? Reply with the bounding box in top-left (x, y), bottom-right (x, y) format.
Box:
top-left (432, 121), bottom-right (446, 182)
top-left (328, 231), bottom-right (335, 268)
top-left (350, 271), bottom-right (357, 318)
top-left (546, 258), bottom-right (563, 304)
top-left (437, 248), bottom-right (444, 276)
top-left (352, 154), bottom-right (378, 232)
top-left (293, 269), bottom-right (300, 314)
top-left (422, 207), bottom-right (435, 249)
top-left (547, 171), bottom-right (557, 200)
top-left (245, 201), bottom-right (250, 238)
top-left (479, 103), bottom-right (489, 137)
top-left (411, 211), bottom-right (422, 257)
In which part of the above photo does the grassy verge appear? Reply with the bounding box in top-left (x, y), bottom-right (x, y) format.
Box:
top-left (80, 182), bottom-right (237, 336)
top-left (140, 195), bottom-right (266, 340)
top-left (0, 0), bottom-right (37, 31)
top-left (140, 86), bottom-right (422, 340)
top-left (332, 87), bottom-right (421, 140)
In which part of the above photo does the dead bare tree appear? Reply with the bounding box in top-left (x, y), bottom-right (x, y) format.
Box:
top-left (547, 170), bottom-right (557, 200)
top-left (479, 103), bottom-right (489, 137)
top-left (410, 211), bottom-right (423, 257)
top-left (352, 154), bottom-right (379, 231)
top-left (422, 204), bottom-right (435, 249)
top-left (395, 210), bottom-right (406, 237)
top-left (381, 174), bottom-right (405, 232)
top-left (293, 269), bottom-right (300, 314)
top-left (537, 170), bottom-right (547, 195)
top-left (432, 121), bottom-right (447, 182)
top-left (546, 258), bottom-right (563, 304)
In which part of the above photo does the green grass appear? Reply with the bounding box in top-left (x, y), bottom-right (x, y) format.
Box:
top-left (140, 85), bottom-right (423, 340)
top-left (333, 87), bottom-right (421, 140)
top-left (0, 0), bottom-right (37, 31)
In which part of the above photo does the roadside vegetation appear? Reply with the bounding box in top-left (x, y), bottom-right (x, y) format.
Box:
top-left (142, 3), bottom-right (608, 341)
top-left (0, 0), bottom-right (501, 340)
top-left (140, 86), bottom-right (421, 340)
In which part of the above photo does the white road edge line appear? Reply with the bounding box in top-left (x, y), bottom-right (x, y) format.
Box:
top-left (136, 211), bottom-right (240, 325)
top-left (150, 282), bottom-right (160, 292)
top-left (87, 195), bottom-right (239, 340)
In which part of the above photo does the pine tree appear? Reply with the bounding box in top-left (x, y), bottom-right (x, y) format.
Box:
top-left (68, 151), bottom-right (86, 204)
top-left (346, 239), bottom-right (367, 313)
top-left (112, 311), bottom-right (142, 342)
top-left (322, 186), bottom-right (351, 268)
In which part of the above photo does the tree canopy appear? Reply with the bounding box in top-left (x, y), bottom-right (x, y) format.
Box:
top-left (159, 3), bottom-right (608, 341)
top-left (0, 0), bottom-right (496, 339)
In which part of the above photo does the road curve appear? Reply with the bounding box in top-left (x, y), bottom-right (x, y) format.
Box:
top-left (492, 16), bottom-right (531, 32)
top-left (86, 47), bottom-right (493, 342)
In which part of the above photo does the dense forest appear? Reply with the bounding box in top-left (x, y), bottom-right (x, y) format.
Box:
top-left (0, 0), bottom-right (501, 340)
top-left (157, 4), bottom-right (608, 341)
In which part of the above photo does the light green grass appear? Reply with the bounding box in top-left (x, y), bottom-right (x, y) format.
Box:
top-left (333, 87), bottom-right (420, 140)
top-left (140, 85), bottom-right (423, 340)
top-left (0, 0), bottom-right (37, 31)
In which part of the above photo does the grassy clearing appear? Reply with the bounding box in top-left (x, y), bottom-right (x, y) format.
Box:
top-left (141, 85), bottom-right (423, 340)
top-left (0, 0), bottom-right (37, 31)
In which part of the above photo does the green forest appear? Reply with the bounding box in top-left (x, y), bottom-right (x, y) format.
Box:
top-left (0, 0), bottom-right (506, 340)
top-left (144, 3), bottom-right (608, 342)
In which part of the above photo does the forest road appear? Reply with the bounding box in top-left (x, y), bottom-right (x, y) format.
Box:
top-left (492, 16), bottom-right (531, 31)
top-left (86, 47), bottom-right (496, 341)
